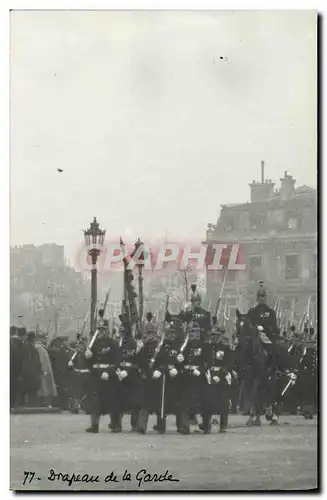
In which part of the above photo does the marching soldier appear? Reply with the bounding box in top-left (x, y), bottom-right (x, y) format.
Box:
top-left (179, 301), bottom-right (210, 435)
top-left (297, 339), bottom-right (317, 419)
top-left (84, 309), bottom-right (121, 433)
top-left (201, 326), bottom-right (233, 433)
top-left (136, 312), bottom-right (162, 434)
top-left (116, 325), bottom-right (144, 431)
top-left (151, 314), bottom-right (188, 434)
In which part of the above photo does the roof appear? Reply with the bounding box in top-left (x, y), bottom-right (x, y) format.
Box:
top-left (295, 185), bottom-right (316, 194)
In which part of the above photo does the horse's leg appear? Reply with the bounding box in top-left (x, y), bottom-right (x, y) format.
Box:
top-left (252, 377), bottom-right (263, 426)
top-left (245, 377), bottom-right (255, 426)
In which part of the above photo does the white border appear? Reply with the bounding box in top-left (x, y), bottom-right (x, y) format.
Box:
top-left (2, 3), bottom-right (324, 500)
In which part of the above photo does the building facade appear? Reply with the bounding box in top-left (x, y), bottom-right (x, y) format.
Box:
top-left (204, 168), bottom-right (317, 327)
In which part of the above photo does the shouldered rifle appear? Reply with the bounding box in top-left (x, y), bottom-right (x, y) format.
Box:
top-left (214, 267), bottom-right (228, 318)
top-left (149, 294), bottom-right (169, 368)
top-left (68, 312), bottom-right (89, 365)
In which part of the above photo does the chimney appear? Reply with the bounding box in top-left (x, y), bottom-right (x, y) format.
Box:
top-left (280, 171), bottom-right (295, 201)
top-left (249, 161), bottom-right (275, 202)
top-left (261, 160), bottom-right (265, 183)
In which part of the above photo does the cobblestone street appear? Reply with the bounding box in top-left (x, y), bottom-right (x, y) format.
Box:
top-left (10, 413), bottom-right (318, 491)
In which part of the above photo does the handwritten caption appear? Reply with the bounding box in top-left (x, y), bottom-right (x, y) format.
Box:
top-left (23, 469), bottom-right (179, 488)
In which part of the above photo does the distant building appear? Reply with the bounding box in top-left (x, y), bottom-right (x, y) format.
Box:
top-left (10, 244), bottom-right (88, 335)
top-left (204, 165), bottom-right (317, 326)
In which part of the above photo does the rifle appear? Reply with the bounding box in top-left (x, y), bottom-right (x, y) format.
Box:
top-left (214, 266), bottom-right (228, 318)
top-left (86, 290), bottom-right (111, 352)
top-left (69, 312), bottom-right (89, 365)
top-left (149, 294), bottom-right (169, 369)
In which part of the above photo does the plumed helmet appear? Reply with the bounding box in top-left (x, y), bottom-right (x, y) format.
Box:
top-left (212, 315), bottom-right (218, 325)
top-left (256, 281), bottom-right (267, 300)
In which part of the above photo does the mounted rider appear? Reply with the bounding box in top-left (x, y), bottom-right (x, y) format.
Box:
top-left (248, 282), bottom-right (279, 344)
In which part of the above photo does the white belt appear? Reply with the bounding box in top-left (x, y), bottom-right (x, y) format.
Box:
top-left (120, 362), bottom-right (132, 368)
top-left (184, 365), bottom-right (199, 370)
top-left (211, 367), bottom-right (221, 372)
top-left (92, 363), bottom-right (114, 369)
top-left (74, 368), bottom-right (90, 373)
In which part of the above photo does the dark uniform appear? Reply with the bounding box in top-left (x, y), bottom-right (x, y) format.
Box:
top-left (179, 302), bottom-right (210, 435)
top-left (151, 315), bottom-right (187, 433)
top-left (201, 327), bottom-right (232, 433)
top-left (84, 317), bottom-right (121, 433)
top-left (136, 312), bottom-right (161, 433)
top-left (298, 343), bottom-right (317, 418)
top-left (117, 332), bottom-right (144, 431)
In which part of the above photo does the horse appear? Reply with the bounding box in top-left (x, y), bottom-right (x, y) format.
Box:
top-left (235, 309), bottom-right (271, 426)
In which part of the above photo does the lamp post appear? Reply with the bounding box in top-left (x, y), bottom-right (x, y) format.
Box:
top-left (83, 217), bottom-right (106, 336)
top-left (134, 238), bottom-right (145, 323)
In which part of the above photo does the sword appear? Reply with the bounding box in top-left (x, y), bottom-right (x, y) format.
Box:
top-left (281, 379), bottom-right (293, 397)
top-left (160, 373), bottom-right (166, 420)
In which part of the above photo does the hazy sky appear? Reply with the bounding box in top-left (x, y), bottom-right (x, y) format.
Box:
top-left (10, 10), bottom-right (317, 262)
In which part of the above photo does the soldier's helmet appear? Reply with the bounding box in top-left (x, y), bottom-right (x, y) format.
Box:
top-left (256, 281), bottom-right (267, 303)
top-left (146, 312), bottom-right (153, 322)
top-left (212, 315), bottom-right (218, 325)
top-left (182, 302), bottom-right (193, 323)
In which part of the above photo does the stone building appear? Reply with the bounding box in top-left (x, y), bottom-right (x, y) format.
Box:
top-left (204, 165), bottom-right (317, 327)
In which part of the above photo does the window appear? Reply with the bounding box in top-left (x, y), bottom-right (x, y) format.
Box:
top-left (249, 256), bottom-right (262, 279)
top-left (285, 254), bottom-right (299, 280)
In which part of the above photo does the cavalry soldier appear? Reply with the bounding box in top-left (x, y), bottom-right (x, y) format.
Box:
top-left (248, 282), bottom-right (279, 343)
top-left (201, 327), bottom-right (233, 433)
top-left (150, 314), bottom-right (187, 434)
top-left (143, 312), bottom-right (158, 338)
top-left (187, 284), bottom-right (211, 339)
top-left (84, 309), bottom-right (121, 433)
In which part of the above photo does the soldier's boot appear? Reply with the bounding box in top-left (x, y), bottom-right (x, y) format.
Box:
top-left (110, 412), bottom-right (122, 432)
top-left (136, 409), bottom-right (149, 434)
top-left (153, 413), bottom-right (160, 432)
top-left (246, 414), bottom-right (254, 427)
top-left (177, 410), bottom-right (190, 435)
top-left (303, 404), bottom-right (314, 420)
top-left (130, 411), bottom-right (139, 432)
top-left (253, 414), bottom-right (262, 427)
top-left (270, 414), bottom-right (279, 425)
top-left (189, 413), bottom-right (198, 426)
top-left (265, 405), bottom-right (273, 421)
top-left (202, 414), bottom-right (212, 434)
top-left (220, 411), bottom-right (229, 433)
top-left (86, 413), bottom-right (100, 433)
top-left (156, 414), bottom-right (166, 434)
top-left (175, 413), bottom-right (181, 432)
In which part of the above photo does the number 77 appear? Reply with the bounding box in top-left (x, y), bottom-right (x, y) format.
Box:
top-left (23, 472), bottom-right (35, 485)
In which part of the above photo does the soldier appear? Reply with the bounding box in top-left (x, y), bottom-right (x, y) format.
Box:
top-left (248, 282), bottom-right (279, 343)
top-left (179, 301), bottom-right (210, 435)
top-left (136, 312), bottom-right (162, 434)
top-left (84, 310), bottom-right (121, 433)
top-left (116, 324), bottom-right (144, 432)
top-left (201, 327), bottom-right (233, 433)
top-left (297, 340), bottom-right (317, 419)
top-left (151, 314), bottom-right (187, 434)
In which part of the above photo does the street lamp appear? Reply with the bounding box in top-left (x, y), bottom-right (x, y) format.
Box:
top-left (83, 217), bottom-right (106, 336)
top-left (134, 238), bottom-right (145, 322)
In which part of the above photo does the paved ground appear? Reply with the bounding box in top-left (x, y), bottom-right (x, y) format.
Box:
top-left (10, 413), bottom-right (318, 491)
